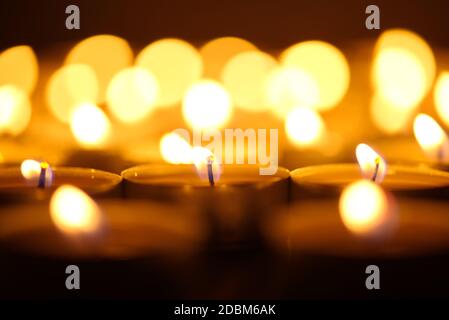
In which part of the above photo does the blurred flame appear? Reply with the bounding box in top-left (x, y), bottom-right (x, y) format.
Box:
top-left (191, 146), bottom-right (222, 183)
top-left (70, 103), bottom-right (111, 149)
top-left (20, 159), bottom-right (53, 187)
top-left (280, 41), bottom-right (350, 111)
top-left (0, 85), bottom-right (31, 136)
top-left (285, 107), bottom-right (325, 148)
top-left (434, 72), bottom-right (449, 128)
top-left (182, 79), bottom-right (233, 130)
top-left (50, 185), bottom-right (102, 235)
top-left (160, 132), bottom-right (193, 164)
top-left (339, 180), bottom-right (396, 237)
top-left (266, 66), bottom-right (319, 118)
top-left (46, 64), bottom-right (99, 123)
top-left (200, 37), bottom-right (257, 79)
top-left (372, 29), bottom-right (435, 111)
top-left (0, 45), bottom-right (38, 95)
top-left (65, 35), bottom-right (133, 103)
top-left (221, 50), bottom-right (277, 111)
top-left (355, 143), bottom-right (387, 183)
top-left (136, 38), bottom-right (203, 107)
top-left (413, 113), bottom-right (449, 161)
top-left (106, 67), bottom-right (159, 123)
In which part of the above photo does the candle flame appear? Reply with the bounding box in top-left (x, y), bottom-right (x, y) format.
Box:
top-left (159, 132), bottom-right (193, 164)
top-left (434, 72), bottom-right (449, 128)
top-left (191, 147), bottom-right (222, 184)
top-left (413, 113), bottom-right (449, 161)
top-left (0, 85), bottom-right (32, 136)
top-left (355, 143), bottom-right (387, 183)
top-left (339, 180), bottom-right (397, 238)
top-left (50, 185), bottom-right (102, 235)
top-left (20, 159), bottom-right (53, 187)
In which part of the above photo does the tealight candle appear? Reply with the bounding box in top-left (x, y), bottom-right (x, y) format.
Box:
top-left (122, 163), bottom-right (290, 246)
top-left (0, 160), bottom-right (122, 201)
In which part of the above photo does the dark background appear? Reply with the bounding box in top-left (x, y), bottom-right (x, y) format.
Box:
top-left (0, 0), bottom-right (448, 50)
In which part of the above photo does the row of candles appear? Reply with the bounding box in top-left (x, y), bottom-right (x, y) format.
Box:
top-left (1, 27), bottom-right (449, 266)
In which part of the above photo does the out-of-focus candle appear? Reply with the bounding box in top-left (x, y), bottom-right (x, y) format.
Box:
top-left (413, 113), bottom-right (449, 163)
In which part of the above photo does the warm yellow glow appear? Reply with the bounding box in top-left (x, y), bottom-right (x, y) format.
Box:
top-left (106, 67), bottom-right (159, 123)
top-left (434, 72), bottom-right (449, 128)
top-left (65, 35), bottom-right (133, 103)
top-left (191, 146), bottom-right (222, 182)
top-left (0, 45), bottom-right (38, 95)
top-left (46, 64), bottom-right (99, 123)
top-left (136, 38), bottom-right (203, 107)
top-left (413, 113), bottom-right (449, 160)
top-left (266, 67), bottom-right (319, 118)
top-left (70, 103), bottom-right (111, 148)
top-left (200, 37), bottom-right (257, 79)
top-left (374, 29), bottom-right (435, 96)
top-left (339, 180), bottom-right (394, 236)
top-left (50, 185), bottom-right (102, 235)
top-left (20, 159), bottom-right (53, 186)
top-left (285, 107), bottom-right (325, 147)
top-left (182, 80), bottom-right (233, 130)
top-left (280, 41), bottom-right (350, 111)
top-left (160, 132), bottom-right (193, 164)
top-left (355, 143), bottom-right (387, 183)
top-left (0, 85), bottom-right (31, 136)
top-left (373, 48), bottom-right (427, 110)
top-left (222, 50), bottom-right (277, 111)
top-left (21, 159), bottom-right (42, 180)
top-left (370, 93), bottom-right (413, 135)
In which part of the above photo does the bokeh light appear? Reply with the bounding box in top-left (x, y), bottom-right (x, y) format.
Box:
top-left (266, 67), bottom-right (319, 118)
top-left (0, 85), bottom-right (31, 136)
top-left (0, 45), bottom-right (38, 95)
top-left (372, 29), bottom-right (435, 111)
top-left (200, 37), bottom-right (257, 80)
top-left (339, 180), bottom-right (397, 237)
top-left (50, 185), bottom-right (102, 235)
top-left (222, 50), bottom-right (277, 111)
top-left (370, 93), bottom-right (413, 135)
top-left (70, 103), bottom-right (111, 149)
top-left (434, 72), bottom-right (449, 128)
top-left (182, 80), bottom-right (233, 130)
top-left (106, 67), bottom-right (159, 123)
top-left (65, 35), bottom-right (133, 103)
top-left (285, 107), bottom-right (325, 148)
top-left (280, 41), bottom-right (350, 111)
top-left (136, 38), bottom-right (203, 107)
top-left (46, 64), bottom-right (99, 123)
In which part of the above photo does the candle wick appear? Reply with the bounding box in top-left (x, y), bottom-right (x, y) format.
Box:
top-left (371, 158), bottom-right (380, 183)
top-left (38, 162), bottom-right (48, 189)
top-left (207, 156), bottom-right (215, 187)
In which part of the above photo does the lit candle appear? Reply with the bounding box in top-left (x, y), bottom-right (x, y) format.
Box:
top-left (0, 159), bottom-right (122, 201)
top-left (413, 113), bottom-right (449, 164)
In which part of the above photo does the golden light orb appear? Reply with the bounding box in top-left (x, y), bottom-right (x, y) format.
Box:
top-left (70, 103), bottom-right (111, 149)
top-left (0, 85), bottom-right (31, 136)
top-left (160, 132), bottom-right (193, 164)
top-left (0, 45), bottom-right (38, 95)
top-left (65, 35), bottom-right (133, 103)
top-left (285, 107), bottom-right (325, 148)
top-left (280, 41), bottom-right (350, 111)
top-left (106, 67), bottom-right (159, 123)
top-left (136, 38), bottom-right (203, 107)
top-left (50, 185), bottom-right (102, 235)
top-left (339, 180), bottom-right (397, 237)
top-left (46, 64), bottom-right (99, 123)
top-left (266, 66), bottom-right (319, 118)
top-left (434, 72), bottom-right (449, 128)
top-left (370, 93), bottom-right (414, 135)
top-left (221, 50), bottom-right (277, 111)
top-left (182, 80), bottom-right (233, 130)
top-left (200, 36), bottom-right (257, 79)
